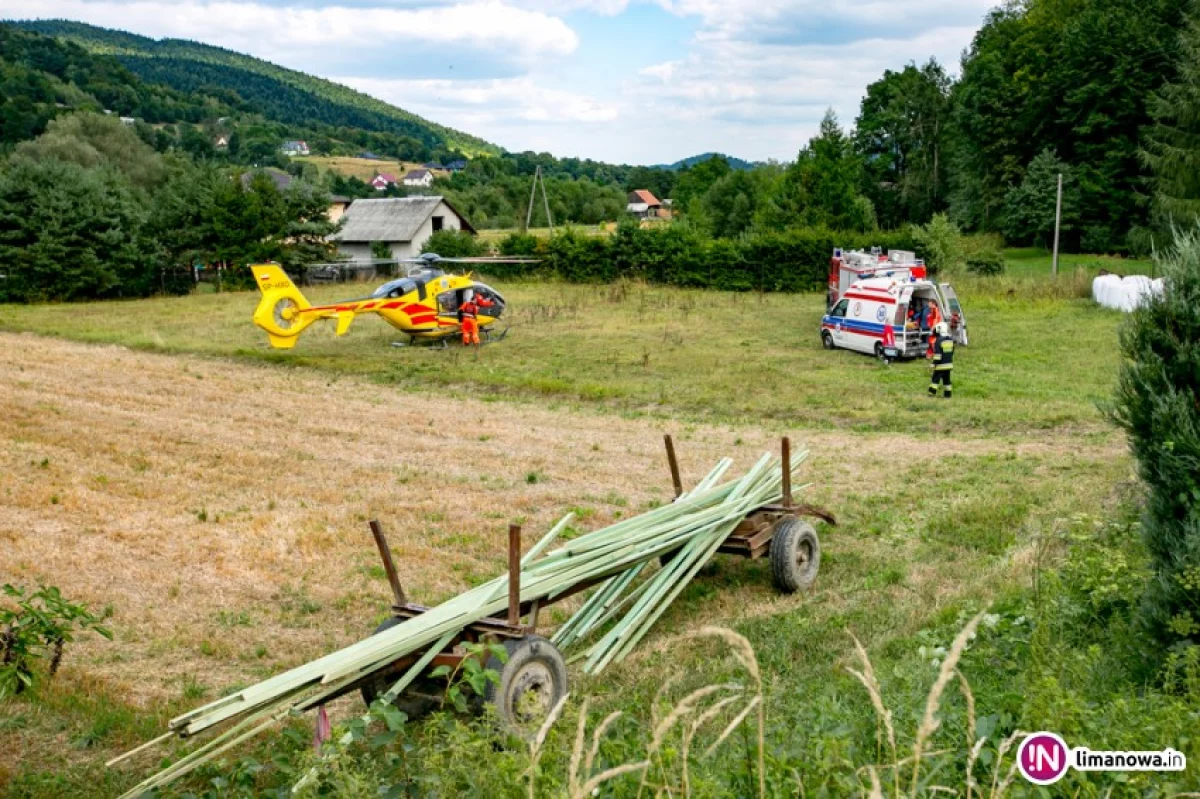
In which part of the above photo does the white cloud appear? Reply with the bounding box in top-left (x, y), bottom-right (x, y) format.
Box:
top-left (5, 0), bottom-right (579, 63)
top-left (344, 75), bottom-right (618, 126)
top-left (608, 0), bottom-right (990, 162)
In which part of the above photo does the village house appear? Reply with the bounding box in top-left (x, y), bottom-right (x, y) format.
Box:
top-left (214, 135), bottom-right (229, 150)
top-left (402, 169), bottom-right (434, 188)
top-left (327, 195), bottom-right (353, 223)
top-left (330, 196), bottom-right (475, 261)
top-left (280, 139), bottom-right (310, 156)
top-left (626, 189), bottom-right (666, 219)
top-left (445, 159), bottom-right (468, 172)
top-left (371, 173), bottom-right (399, 191)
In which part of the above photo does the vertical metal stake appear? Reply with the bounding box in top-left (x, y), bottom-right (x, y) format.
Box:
top-left (782, 437), bottom-right (793, 508)
top-left (507, 524), bottom-right (521, 627)
top-left (369, 520), bottom-right (407, 607)
top-left (664, 434), bottom-right (683, 498)
top-left (1052, 172), bottom-right (1063, 278)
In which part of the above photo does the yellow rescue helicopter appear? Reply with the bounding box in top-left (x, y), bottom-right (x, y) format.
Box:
top-left (251, 254), bottom-right (532, 349)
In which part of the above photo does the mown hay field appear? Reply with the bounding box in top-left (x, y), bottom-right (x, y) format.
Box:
top-left (0, 272), bottom-right (1141, 796)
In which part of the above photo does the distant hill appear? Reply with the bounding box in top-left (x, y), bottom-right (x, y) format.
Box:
top-left (0, 24), bottom-right (238, 144)
top-left (656, 153), bottom-right (757, 171)
top-left (12, 19), bottom-right (499, 157)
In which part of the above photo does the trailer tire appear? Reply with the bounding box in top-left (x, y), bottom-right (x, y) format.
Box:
top-left (485, 635), bottom-right (568, 737)
top-left (821, 331), bottom-right (835, 350)
top-left (359, 617), bottom-right (443, 720)
top-left (769, 518), bottom-right (820, 594)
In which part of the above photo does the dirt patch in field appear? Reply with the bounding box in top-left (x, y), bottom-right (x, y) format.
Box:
top-left (0, 332), bottom-right (1124, 705)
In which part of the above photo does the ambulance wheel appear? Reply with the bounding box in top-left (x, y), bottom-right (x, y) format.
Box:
top-left (360, 617), bottom-right (442, 720)
top-left (821, 331), bottom-right (835, 350)
top-left (874, 342), bottom-right (885, 360)
top-left (485, 635), bottom-right (568, 738)
top-left (769, 518), bottom-right (820, 594)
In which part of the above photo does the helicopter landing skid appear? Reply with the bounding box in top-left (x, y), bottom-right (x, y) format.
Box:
top-left (391, 338), bottom-right (450, 349)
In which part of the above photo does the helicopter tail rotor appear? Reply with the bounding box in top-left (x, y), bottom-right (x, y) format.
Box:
top-left (251, 264), bottom-right (320, 349)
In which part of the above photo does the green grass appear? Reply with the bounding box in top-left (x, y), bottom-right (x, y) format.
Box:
top-left (4, 261), bottom-right (1183, 797)
top-left (1004, 246), bottom-right (1154, 279)
top-left (0, 272), bottom-right (1126, 436)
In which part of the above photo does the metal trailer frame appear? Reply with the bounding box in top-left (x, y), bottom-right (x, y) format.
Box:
top-left (341, 436), bottom-right (837, 720)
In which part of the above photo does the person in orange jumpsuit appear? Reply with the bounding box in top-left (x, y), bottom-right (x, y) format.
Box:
top-left (925, 302), bottom-right (943, 359)
top-left (458, 289), bottom-right (494, 347)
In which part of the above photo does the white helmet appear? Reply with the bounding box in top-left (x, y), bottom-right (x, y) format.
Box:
top-left (935, 321), bottom-right (950, 336)
top-left (463, 289), bottom-right (474, 301)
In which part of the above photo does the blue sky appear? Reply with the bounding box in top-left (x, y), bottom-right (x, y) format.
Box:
top-left (7, 0), bottom-right (996, 164)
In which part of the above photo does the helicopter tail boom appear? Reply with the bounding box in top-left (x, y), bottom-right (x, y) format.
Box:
top-left (250, 264), bottom-right (321, 349)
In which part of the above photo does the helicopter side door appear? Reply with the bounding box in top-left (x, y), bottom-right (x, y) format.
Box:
top-left (436, 289), bottom-right (462, 322)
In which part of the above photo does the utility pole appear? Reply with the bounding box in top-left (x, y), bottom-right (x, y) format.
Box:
top-left (1052, 172), bottom-right (1063, 278)
top-left (524, 166), bottom-right (554, 234)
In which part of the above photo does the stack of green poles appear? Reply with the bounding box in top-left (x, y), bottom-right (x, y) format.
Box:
top-left (112, 452), bottom-right (808, 797)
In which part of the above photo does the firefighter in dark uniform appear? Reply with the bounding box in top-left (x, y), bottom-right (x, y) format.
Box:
top-left (928, 322), bottom-right (954, 398)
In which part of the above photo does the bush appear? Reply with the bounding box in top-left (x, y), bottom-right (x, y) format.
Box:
top-left (1126, 226), bottom-right (1160, 260)
top-left (1081, 224), bottom-right (1115, 254)
top-left (1, 584), bottom-right (111, 697)
top-left (497, 231), bottom-right (539, 257)
top-left (909, 213), bottom-right (963, 275)
top-left (1109, 224), bottom-right (1200, 644)
top-left (965, 250), bottom-right (1005, 276)
top-left (420, 229), bottom-right (485, 258)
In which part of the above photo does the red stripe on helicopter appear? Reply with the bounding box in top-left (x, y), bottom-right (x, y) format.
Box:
top-left (409, 314), bottom-right (437, 325)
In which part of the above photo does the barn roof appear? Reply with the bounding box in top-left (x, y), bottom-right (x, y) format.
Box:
top-left (332, 196), bottom-right (475, 242)
top-left (630, 189), bottom-right (661, 206)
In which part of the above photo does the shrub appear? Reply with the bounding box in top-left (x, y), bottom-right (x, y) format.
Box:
top-left (965, 250), bottom-right (1005, 276)
top-left (1, 584), bottom-right (111, 697)
top-left (497, 231), bottom-right (540, 257)
top-left (909, 213), bottom-right (963, 275)
top-left (1126, 226), bottom-right (1160, 260)
top-left (421, 229), bottom-right (485, 258)
top-left (462, 225), bottom-right (922, 292)
top-left (1109, 225), bottom-right (1200, 644)
top-left (370, 241), bottom-right (392, 260)
top-left (1081, 224), bottom-right (1114, 254)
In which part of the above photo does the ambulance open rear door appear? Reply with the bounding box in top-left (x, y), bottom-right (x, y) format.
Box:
top-left (939, 284), bottom-right (968, 345)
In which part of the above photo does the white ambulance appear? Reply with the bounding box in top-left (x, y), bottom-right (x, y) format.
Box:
top-left (820, 248), bottom-right (968, 359)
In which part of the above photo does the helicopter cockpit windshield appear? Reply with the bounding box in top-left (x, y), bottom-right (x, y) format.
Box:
top-left (371, 278), bottom-right (417, 299)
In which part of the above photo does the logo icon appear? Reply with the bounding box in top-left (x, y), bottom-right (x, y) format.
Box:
top-left (852, 302), bottom-right (862, 317)
top-left (1018, 732), bottom-right (1070, 785)
top-left (876, 306), bottom-right (887, 322)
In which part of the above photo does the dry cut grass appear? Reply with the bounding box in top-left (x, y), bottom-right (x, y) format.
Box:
top-left (0, 332), bottom-right (1123, 710)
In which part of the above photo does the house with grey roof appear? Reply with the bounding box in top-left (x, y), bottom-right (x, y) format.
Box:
top-left (330, 196), bottom-right (476, 262)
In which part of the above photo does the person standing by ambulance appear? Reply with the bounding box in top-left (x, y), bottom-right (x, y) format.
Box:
top-left (925, 302), bottom-right (943, 359)
top-left (458, 289), bottom-right (494, 348)
top-left (928, 322), bottom-right (954, 398)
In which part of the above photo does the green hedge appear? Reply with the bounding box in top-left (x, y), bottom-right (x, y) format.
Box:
top-left (490, 222), bottom-right (918, 291)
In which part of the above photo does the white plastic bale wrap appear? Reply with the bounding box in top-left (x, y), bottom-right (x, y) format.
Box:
top-left (1092, 273), bottom-right (1164, 312)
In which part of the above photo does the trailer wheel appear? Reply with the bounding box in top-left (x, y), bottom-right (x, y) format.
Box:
top-left (769, 518), bottom-right (820, 594)
top-left (821, 331), bottom-right (835, 350)
top-left (359, 617), bottom-right (442, 720)
top-left (485, 635), bottom-right (568, 737)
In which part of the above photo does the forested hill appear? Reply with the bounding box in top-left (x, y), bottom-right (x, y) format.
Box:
top-left (659, 153), bottom-right (756, 171)
top-left (0, 25), bottom-right (237, 141)
top-left (11, 19), bottom-right (499, 157)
